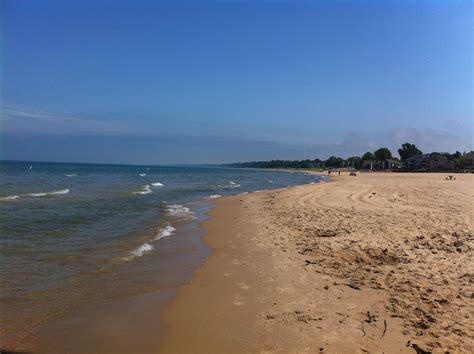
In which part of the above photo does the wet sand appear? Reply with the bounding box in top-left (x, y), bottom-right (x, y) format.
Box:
top-left (160, 172), bottom-right (473, 353)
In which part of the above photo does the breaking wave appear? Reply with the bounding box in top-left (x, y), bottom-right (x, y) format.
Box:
top-left (0, 195), bottom-right (20, 201)
top-left (126, 225), bottom-right (177, 261)
top-left (151, 182), bottom-right (164, 187)
top-left (167, 204), bottom-right (196, 219)
top-left (154, 225), bottom-right (176, 241)
top-left (28, 189), bottom-right (70, 197)
top-left (134, 185), bottom-right (152, 195)
top-left (208, 194), bottom-right (222, 199)
top-left (0, 189), bottom-right (70, 201)
top-left (127, 243), bottom-right (153, 260)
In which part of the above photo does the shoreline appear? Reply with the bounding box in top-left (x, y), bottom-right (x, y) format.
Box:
top-left (160, 172), bottom-right (473, 353)
top-left (4, 170), bottom-right (320, 353)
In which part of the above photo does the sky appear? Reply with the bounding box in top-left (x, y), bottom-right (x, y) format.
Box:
top-left (0, 0), bottom-right (472, 164)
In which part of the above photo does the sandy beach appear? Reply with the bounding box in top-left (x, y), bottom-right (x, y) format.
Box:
top-left (160, 172), bottom-right (473, 353)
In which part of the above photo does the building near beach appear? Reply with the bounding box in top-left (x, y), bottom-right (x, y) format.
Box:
top-left (361, 159), bottom-right (402, 170)
top-left (427, 155), bottom-right (455, 170)
top-left (464, 152), bottom-right (474, 171)
top-left (403, 154), bottom-right (430, 171)
top-left (404, 154), bottom-right (456, 171)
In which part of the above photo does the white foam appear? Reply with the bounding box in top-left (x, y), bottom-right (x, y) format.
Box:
top-left (240, 192), bottom-right (249, 195)
top-left (154, 225), bottom-right (176, 241)
top-left (27, 189), bottom-right (70, 197)
top-left (66, 174), bottom-right (77, 177)
top-left (151, 182), bottom-right (164, 187)
top-left (209, 194), bottom-right (222, 199)
top-left (139, 173), bottom-right (146, 177)
top-left (167, 204), bottom-right (196, 219)
top-left (1, 189), bottom-right (69, 201)
top-left (0, 195), bottom-right (20, 201)
top-left (134, 185), bottom-right (152, 195)
top-left (229, 181), bottom-right (241, 188)
top-left (254, 189), bottom-right (267, 193)
top-left (268, 180), bottom-right (274, 183)
top-left (127, 243), bottom-right (154, 260)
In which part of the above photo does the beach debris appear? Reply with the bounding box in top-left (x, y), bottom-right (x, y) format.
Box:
top-left (318, 230), bottom-right (338, 237)
top-left (381, 319), bottom-right (387, 338)
top-left (332, 280), bottom-right (361, 290)
top-left (303, 259), bottom-right (318, 266)
top-left (365, 310), bottom-right (378, 323)
top-left (360, 321), bottom-right (366, 337)
top-left (407, 341), bottom-right (432, 354)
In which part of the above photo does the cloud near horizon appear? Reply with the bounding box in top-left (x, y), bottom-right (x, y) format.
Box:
top-left (1, 106), bottom-right (471, 164)
top-left (0, 107), bottom-right (147, 136)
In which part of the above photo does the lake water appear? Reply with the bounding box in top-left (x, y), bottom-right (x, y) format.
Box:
top-left (0, 161), bottom-right (322, 350)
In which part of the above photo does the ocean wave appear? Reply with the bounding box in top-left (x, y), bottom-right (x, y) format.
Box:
top-left (268, 180), bottom-right (274, 183)
top-left (167, 204), bottom-right (196, 219)
top-left (208, 194), bottom-right (222, 199)
top-left (0, 189), bottom-right (70, 201)
top-left (134, 185), bottom-right (152, 195)
top-left (154, 225), bottom-right (176, 240)
top-left (229, 181), bottom-right (241, 188)
top-left (240, 192), bottom-right (249, 195)
top-left (27, 189), bottom-right (70, 197)
top-left (0, 195), bottom-right (20, 201)
top-left (127, 243), bottom-right (153, 260)
top-left (66, 174), bottom-right (77, 177)
top-left (126, 225), bottom-right (176, 261)
top-left (139, 173), bottom-right (146, 177)
top-left (151, 182), bottom-right (164, 187)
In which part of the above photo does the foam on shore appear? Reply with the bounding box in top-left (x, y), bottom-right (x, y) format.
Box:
top-left (167, 204), bottom-right (196, 219)
top-left (154, 225), bottom-right (176, 241)
top-left (128, 243), bottom-right (154, 260)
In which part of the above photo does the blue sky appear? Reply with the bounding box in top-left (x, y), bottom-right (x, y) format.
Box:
top-left (1, 0), bottom-right (472, 164)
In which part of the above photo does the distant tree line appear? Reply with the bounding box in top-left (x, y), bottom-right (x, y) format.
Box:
top-left (226, 143), bottom-right (469, 170)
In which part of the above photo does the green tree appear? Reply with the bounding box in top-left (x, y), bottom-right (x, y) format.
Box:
top-left (398, 143), bottom-right (422, 161)
top-left (374, 147), bottom-right (393, 161)
top-left (361, 151), bottom-right (374, 161)
top-left (454, 156), bottom-right (464, 169)
top-left (451, 151), bottom-right (462, 160)
top-left (346, 156), bottom-right (362, 169)
top-left (324, 156), bottom-right (344, 168)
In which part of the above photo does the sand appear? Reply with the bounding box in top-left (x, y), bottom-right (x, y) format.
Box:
top-left (160, 172), bottom-right (473, 353)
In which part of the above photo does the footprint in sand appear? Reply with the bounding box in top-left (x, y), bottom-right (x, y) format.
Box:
top-left (239, 282), bottom-right (250, 290)
top-left (234, 294), bottom-right (245, 306)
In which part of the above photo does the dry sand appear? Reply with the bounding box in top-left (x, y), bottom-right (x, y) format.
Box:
top-left (160, 172), bottom-right (473, 353)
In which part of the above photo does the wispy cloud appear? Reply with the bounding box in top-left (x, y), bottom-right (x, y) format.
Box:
top-left (0, 106), bottom-right (146, 136)
top-left (1, 106), bottom-right (471, 160)
top-left (228, 125), bottom-right (473, 157)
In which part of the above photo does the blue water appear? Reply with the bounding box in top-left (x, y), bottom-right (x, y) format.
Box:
top-left (0, 160), bottom-right (322, 344)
